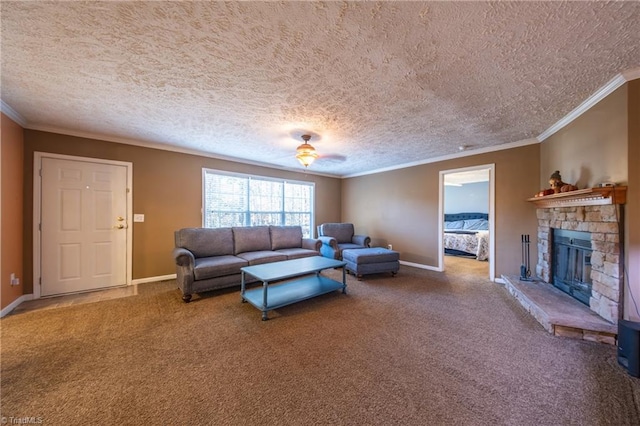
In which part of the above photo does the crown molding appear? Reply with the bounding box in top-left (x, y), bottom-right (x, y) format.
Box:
top-left (26, 124), bottom-right (341, 178)
top-left (538, 67), bottom-right (640, 142)
top-left (0, 100), bottom-right (28, 126)
top-left (343, 138), bottom-right (538, 178)
top-left (622, 67), bottom-right (640, 81)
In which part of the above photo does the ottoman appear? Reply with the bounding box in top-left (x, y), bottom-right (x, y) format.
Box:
top-left (342, 247), bottom-right (399, 279)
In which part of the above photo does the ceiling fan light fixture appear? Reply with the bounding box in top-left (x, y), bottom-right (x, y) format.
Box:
top-left (295, 134), bottom-right (318, 168)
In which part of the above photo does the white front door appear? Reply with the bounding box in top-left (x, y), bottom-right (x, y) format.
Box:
top-left (40, 157), bottom-right (129, 296)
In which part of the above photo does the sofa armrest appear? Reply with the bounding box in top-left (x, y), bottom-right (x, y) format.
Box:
top-left (173, 247), bottom-right (195, 267)
top-left (302, 238), bottom-right (322, 252)
top-left (317, 236), bottom-right (337, 248)
top-left (352, 234), bottom-right (371, 248)
top-left (318, 236), bottom-right (339, 259)
top-left (173, 248), bottom-right (196, 302)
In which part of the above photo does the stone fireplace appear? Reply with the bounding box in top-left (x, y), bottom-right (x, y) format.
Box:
top-left (533, 187), bottom-right (626, 324)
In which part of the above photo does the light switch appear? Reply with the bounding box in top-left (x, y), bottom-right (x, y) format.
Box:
top-left (134, 214), bottom-right (145, 222)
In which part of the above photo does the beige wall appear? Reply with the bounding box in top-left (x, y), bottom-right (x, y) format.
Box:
top-left (1, 113), bottom-right (25, 310)
top-left (342, 144), bottom-right (540, 279)
top-left (23, 130), bottom-right (342, 292)
top-left (540, 82), bottom-right (638, 321)
top-left (627, 80), bottom-right (640, 321)
top-left (539, 85), bottom-right (628, 188)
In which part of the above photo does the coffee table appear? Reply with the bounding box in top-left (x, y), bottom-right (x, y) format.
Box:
top-left (241, 256), bottom-right (347, 320)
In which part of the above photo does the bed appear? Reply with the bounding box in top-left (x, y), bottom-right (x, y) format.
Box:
top-left (443, 213), bottom-right (489, 261)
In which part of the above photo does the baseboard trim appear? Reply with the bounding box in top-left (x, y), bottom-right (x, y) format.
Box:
top-left (399, 260), bottom-right (442, 272)
top-left (132, 274), bottom-right (177, 285)
top-left (494, 277), bottom-right (507, 285)
top-left (1, 294), bottom-right (34, 318)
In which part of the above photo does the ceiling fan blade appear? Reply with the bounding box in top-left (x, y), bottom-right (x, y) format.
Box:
top-left (318, 154), bottom-right (347, 163)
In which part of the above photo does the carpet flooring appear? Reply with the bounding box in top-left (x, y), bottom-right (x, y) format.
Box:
top-left (1, 257), bottom-right (639, 425)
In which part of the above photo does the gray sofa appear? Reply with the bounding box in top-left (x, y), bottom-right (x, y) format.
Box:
top-left (317, 223), bottom-right (371, 260)
top-left (173, 225), bottom-right (321, 302)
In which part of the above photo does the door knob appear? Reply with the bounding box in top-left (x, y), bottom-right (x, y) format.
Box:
top-left (116, 216), bottom-right (125, 221)
top-left (114, 224), bottom-right (125, 229)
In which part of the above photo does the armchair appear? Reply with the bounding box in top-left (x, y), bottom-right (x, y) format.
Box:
top-left (317, 223), bottom-right (371, 259)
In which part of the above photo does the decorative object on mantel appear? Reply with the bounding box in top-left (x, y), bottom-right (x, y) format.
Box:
top-left (548, 170), bottom-right (566, 193)
top-left (533, 170), bottom-right (579, 197)
top-left (548, 170), bottom-right (578, 194)
top-left (527, 186), bottom-right (627, 208)
top-left (560, 183), bottom-right (578, 192)
top-left (534, 188), bottom-right (555, 198)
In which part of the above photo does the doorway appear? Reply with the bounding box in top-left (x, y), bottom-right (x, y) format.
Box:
top-left (439, 164), bottom-right (495, 281)
top-left (34, 153), bottom-right (133, 298)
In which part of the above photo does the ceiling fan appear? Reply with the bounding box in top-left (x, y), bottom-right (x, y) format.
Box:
top-left (295, 134), bottom-right (318, 168)
top-left (294, 133), bottom-right (346, 169)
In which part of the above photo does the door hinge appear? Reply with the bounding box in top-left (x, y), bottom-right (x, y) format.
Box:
top-left (127, 188), bottom-right (130, 193)
top-left (39, 277), bottom-right (42, 285)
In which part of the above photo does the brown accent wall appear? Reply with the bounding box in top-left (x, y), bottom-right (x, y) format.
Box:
top-left (627, 79), bottom-right (640, 321)
top-left (1, 113), bottom-right (25, 310)
top-left (23, 130), bottom-right (342, 292)
top-left (539, 85), bottom-right (628, 188)
top-left (342, 144), bottom-right (540, 278)
top-left (540, 82), bottom-right (637, 320)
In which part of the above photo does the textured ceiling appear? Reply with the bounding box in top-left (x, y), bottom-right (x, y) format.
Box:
top-left (2, 1), bottom-right (639, 177)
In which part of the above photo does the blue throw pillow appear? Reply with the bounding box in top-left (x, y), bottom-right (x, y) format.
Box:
top-left (463, 219), bottom-right (489, 230)
top-left (444, 220), bottom-right (465, 230)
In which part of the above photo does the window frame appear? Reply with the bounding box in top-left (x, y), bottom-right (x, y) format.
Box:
top-left (201, 168), bottom-right (315, 237)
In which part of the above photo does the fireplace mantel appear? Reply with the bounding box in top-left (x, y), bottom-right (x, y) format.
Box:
top-left (526, 186), bottom-right (627, 208)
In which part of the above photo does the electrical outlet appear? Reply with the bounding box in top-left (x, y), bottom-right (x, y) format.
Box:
top-left (134, 214), bottom-right (145, 222)
top-left (387, 244), bottom-right (393, 250)
top-left (10, 273), bottom-right (20, 286)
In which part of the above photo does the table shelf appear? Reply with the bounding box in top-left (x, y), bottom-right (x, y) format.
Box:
top-left (242, 275), bottom-right (345, 314)
top-left (240, 256), bottom-right (347, 320)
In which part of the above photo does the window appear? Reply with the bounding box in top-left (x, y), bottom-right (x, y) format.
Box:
top-left (203, 169), bottom-right (314, 237)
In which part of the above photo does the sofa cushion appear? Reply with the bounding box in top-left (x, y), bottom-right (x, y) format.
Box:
top-left (270, 226), bottom-right (302, 250)
top-left (275, 248), bottom-right (318, 260)
top-left (233, 226), bottom-right (271, 254)
top-left (193, 255), bottom-right (248, 280)
top-left (175, 227), bottom-right (234, 258)
top-left (236, 251), bottom-right (287, 266)
top-left (320, 223), bottom-right (354, 244)
top-left (338, 243), bottom-right (366, 252)
top-left (342, 247), bottom-right (399, 264)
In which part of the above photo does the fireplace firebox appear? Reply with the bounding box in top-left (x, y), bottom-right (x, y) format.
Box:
top-left (552, 229), bottom-right (593, 306)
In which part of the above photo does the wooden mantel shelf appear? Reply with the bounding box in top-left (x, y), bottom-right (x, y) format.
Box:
top-left (527, 186), bottom-right (627, 208)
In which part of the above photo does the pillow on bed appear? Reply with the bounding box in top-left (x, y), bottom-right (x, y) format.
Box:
top-left (463, 218), bottom-right (489, 230)
top-left (444, 220), bottom-right (465, 230)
